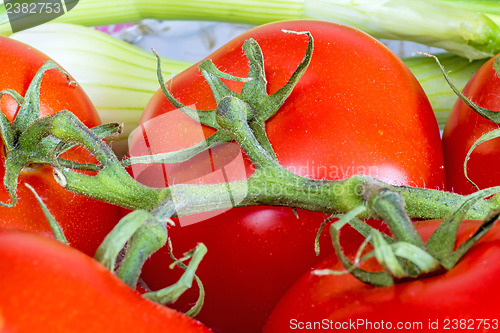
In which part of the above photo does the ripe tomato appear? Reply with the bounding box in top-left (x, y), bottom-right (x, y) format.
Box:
top-left (264, 220), bottom-right (500, 333)
top-left (0, 229), bottom-right (212, 333)
top-left (443, 54), bottom-right (500, 194)
top-left (127, 20), bottom-right (445, 333)
top-left (0, 37), bottom-right (121, 256)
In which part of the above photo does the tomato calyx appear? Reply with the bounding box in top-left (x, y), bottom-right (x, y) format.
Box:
top-left (0, 60), bottom-right (122, 207)
top-left (317, 184), bottom-right (500, 286)
top-left (95, 209), bottom-right (207, 317)
top-left (123, 30), bottom-right (313, 168)
top-left (26, 179), bottom-right (208, 317)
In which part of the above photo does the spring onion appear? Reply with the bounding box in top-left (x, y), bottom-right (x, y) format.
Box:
top-left (9, 23), bottom-right (486, 138)
top-left (2, 0), bottom-right (500, 59)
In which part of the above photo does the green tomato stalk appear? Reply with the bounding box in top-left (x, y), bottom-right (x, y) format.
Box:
top-left (2, 0), bottom-right (500, 59)
top-left (9, 22), bottom-right (487, 140)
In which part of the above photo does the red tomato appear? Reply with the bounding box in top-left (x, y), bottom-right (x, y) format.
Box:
top-left (0, 229), bottom-right (212, 333)
top-left (443, 54), bottom-right (500, 194)
top-left (127, 20), bottom-right (445, 333)
top-left (264, 220), bottom-right (500, 333)
top-left (0, 37), bottom-right (121, 256)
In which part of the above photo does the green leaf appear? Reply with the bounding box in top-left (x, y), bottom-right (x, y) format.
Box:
top-left (153, 50), bottom-right (219, 129)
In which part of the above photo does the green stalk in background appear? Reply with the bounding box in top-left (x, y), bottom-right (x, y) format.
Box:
top-left (9, 23), bottom-right (485, 142)
top-left (1, 0), bottom-right (500, 59)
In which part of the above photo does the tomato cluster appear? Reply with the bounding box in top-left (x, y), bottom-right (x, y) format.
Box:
top-left (1, 17), bottom-right (499, 333)
top-left (126, 20), bottom-right (445, 333)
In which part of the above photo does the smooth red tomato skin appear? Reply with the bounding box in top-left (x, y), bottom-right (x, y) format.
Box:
top-left (0, 229), bottom-right (212, 333)
top-left (264, 220), bottom-right (500, 333)
top-left (128, 21), bottom-right (445, 333)
top-left (443, 54), bottom-right (500, 194)
top-left (0, 37), bottom-right (121, 256)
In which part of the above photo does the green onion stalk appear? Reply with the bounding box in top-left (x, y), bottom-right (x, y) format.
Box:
top-left (9, 23), bottom-right (486, 144)
top-left (2, 0), bottom-right (500, 59)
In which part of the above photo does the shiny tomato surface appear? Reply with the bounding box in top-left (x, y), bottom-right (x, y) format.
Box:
top-left (0, 229), bottom-right (212, 333)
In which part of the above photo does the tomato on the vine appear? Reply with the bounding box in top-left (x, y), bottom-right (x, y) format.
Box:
top-left (0, 37), bottom-right (121, 256)
top-left (263, 219), bottom-right (500, 333)
top-left (0, 229), bottom-right (212, 333)
top-left (443, 54), bottom-right (500, 194)
top-left (126, 20), bottom-right (445, 333)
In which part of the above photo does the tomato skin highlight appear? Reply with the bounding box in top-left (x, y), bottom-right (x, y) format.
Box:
top-left (443, 54), bottom-right (500, 194)
top-left (0, 229), bottom-right (212, 333)
top-left (264, 220), bottom-right (500, 333)
top-left (127, 20), bottom-right (445, 333)
top-left (0, 37), bottom-right (121, 256)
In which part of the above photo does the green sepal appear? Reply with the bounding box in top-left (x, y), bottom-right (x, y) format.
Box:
top-left (24, 183), bottom-right (68, 244)
top-left (371, 229), bottom-right (407, 279)
top-left (143, 240), bottom-right (207, 318)
top-left (463, 127), bottom-right (500, 190)
top-left (426, 185), bottom-right (500, 268)
top-left (153, 50), bottom-right (219, 129)
top-left (390, 241), bottom-right (442, 276)
top-left (148, 31), bottom-right (314, 169)
top-left (122, 130), bottom-right (232, 167)
top-left (259, 31), bottom-right (314, 121)
top-left (116, 217), bottom-right (169, 288)
top-left (328, 206), bottom-right (394, 286)
top-left (95, 210), bottom-right (156, 271)
top-left (425, 52), bottom-right (500, 123)
top-left (0, 114), bottom-right (122, 207)
top-left (239, 38), bottom-right (268, 108)
top-left (368, 187), bottom-right (425, 247)
top-left (0, 89), bottom-right (24, 151)
top-left (12, 60), bottom-right (76, 139)
top-left (95, 209), bottom-right (172, 289)
top-left (199, 60), bottom-right (243, 104)
top-left (446, 208), bottom-right (500, 268)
